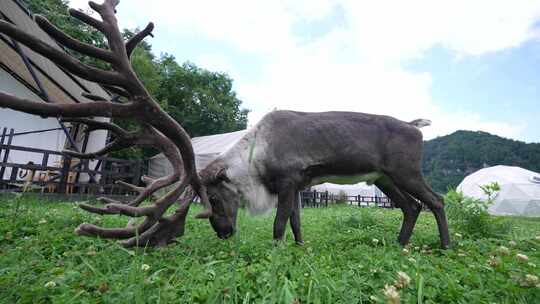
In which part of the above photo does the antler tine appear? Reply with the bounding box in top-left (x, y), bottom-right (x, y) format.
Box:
top-left (102, 85), bottom-right (131, 98)
top-left (75, 217), bottom-right (154, 239)
top-left (81, 92), bottom-right (108, 101)
top-left (120, 189), bottom-right (196, 248)
top-left (126, 22), bottom-right (154, 58)
top-left (117, 174), bottom-right (178, 207)
top-left (0, 20), bottom-right (126, 86)
top-left (60, 118), bottom-right (135, 159)
top-left (76, 176), bottom-right (189, 239)
top-left (63, 139), bottom-right (129, 159)
top-left (69, 9), bottom-right (105, 32)
top-left (87, 1), bottom-right (127, 58)
top-left (34, 15), bottom-right (116, 63)
top-left (0, 92), bottom-right (132, 118)
top-left (59, 117), bottom-right (130, 137)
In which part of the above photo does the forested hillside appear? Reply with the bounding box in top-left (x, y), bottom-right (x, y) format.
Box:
top-left (422, 130), bottom-right (540, 193)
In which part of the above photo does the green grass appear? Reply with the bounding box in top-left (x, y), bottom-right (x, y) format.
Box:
top-left (0, 195), bottom-right (539, 303)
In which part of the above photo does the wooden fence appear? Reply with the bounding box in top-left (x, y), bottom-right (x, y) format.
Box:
top-left (300, 190), bottom-right (394, 209)
top-left (0, 128), bottom-right (142, 195)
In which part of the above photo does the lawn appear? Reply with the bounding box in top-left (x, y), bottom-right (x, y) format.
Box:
top-left (0, 194), bottom-right (539, 303)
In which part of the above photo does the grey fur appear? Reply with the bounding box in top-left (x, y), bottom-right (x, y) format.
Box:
top-left (200, 110), bottom-right (450, 248)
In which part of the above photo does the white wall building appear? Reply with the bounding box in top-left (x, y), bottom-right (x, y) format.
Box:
top-left (0, 0), bottom-right (110, 182)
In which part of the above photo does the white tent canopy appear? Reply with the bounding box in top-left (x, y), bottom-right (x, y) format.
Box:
top-left (312, 182), bottom-right (383, 197)
top-left (457, 165), bottom-right (540, 217)
top-left (148, 130), bottom-right (248, 178)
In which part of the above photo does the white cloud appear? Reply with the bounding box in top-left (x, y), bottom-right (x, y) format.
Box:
top-left (68, 0), bottom-right (540, 140)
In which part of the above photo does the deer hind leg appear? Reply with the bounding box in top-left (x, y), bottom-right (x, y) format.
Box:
top-left (289, 190), bottom-right (303, 245)
top-left (273, 186), bottom-right (295, 242)
top-left (375, 176), bottom-right (421, 246)
top-left (390, 172), bottom-right (450, 249)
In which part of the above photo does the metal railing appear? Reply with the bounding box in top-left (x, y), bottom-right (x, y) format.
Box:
top-left (0, 128), bottom-right (142, 195)
top-left (300, 190), bottom-right (394, 208)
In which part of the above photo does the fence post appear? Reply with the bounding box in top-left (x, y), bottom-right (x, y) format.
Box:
top-left (0, 127), bottom-right (6, 189)
top-left (325, 190), bottom-right (329, 207)
top-left (0, 128), bottom-right (15, 182)
top-left (0, 127), bottom-right (6, 158)
top-left (58, 155), bottom-right (71, 194)
top-left (131, 160), bottom-right (142, 189)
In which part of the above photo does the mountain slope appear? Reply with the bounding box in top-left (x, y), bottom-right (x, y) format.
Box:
top-left (422, 130), bottom-right (540, 193)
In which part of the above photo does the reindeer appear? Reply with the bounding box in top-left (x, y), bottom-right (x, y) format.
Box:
top-left (197, 111), bottom-right (450, 249)
top-left (0, 0), bottom-right (449, 249)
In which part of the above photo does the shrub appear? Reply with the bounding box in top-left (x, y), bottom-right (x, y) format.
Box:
top-left (336, 190), bottom-right (349, 204)
top-left (444, 186), bottom-right (511, 238)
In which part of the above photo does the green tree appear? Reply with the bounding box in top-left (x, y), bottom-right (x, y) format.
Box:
top-left (156, 55), bottom-right (249, 137)
top-left (22, 0), bottom-right (108, 69)
top-left (423, 130), bottom-right (540, 193)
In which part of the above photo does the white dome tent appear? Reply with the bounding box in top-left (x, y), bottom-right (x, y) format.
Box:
top-left (457, 165), bottom-right (540, 217)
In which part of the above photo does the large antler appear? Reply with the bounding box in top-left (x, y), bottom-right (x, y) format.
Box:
top-left (0, 0), bottom-right (211, 247)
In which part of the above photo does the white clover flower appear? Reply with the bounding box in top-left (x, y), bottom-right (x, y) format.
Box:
top-left (508, 240), bottom-right (517, 247)
top-left (457, 253), bottom-right (467, 257)
top-left (528, 262), bottom-right (536, 268)
top-left (372, 238), bottom-right (379, 245)
top-left (516, 253), bottom-right (529, 262)
top-left (454, 233), bottom-right (463, 239)
top-left (535, 235), bottom-right (540, 241)
top-left (39, 219), bottom-right (47, 224)
top-left (488, 256), bottom-right (500, 267)
top-left (414, 246), bottom-right (420, 251)
top-left (44, 281), bottom-right (56, 288)
top-left (382, 284), bottom-right (400, 304)
top-left (141, 264), bottom-right (150, 271)
top-left (525, 274), bottom-right (539, 286)
top-left (408, 257), bottom-right (416, 263)
top-left (395, 271), bottom-right (411, 289)
top-left (401, 248), bottom-right (409, 255)
top-left (497, 246), bottom-right (510, 256)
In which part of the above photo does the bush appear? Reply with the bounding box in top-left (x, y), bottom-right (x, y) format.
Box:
top-left (444, 187), bottom-right (511, 238)
top-left (335, 190), bottom-right (349, 204)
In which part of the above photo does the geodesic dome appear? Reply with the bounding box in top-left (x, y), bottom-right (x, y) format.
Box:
top-left (457, 165), bottom-right (540, 217)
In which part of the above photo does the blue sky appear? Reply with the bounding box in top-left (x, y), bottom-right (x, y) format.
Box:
top-left (407, 42), bottom-right (540, 142)
top-left (72, 0), bottom-right (540, 143)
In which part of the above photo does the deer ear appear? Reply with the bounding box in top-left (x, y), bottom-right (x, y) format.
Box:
top-left (215, 168), bottom-right (230, 183)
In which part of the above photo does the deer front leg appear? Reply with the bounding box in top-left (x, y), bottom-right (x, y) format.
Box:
top-left (289, 191), bottom-right (303, 245)
top-left (273, 187), bottom-right (295, 242)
